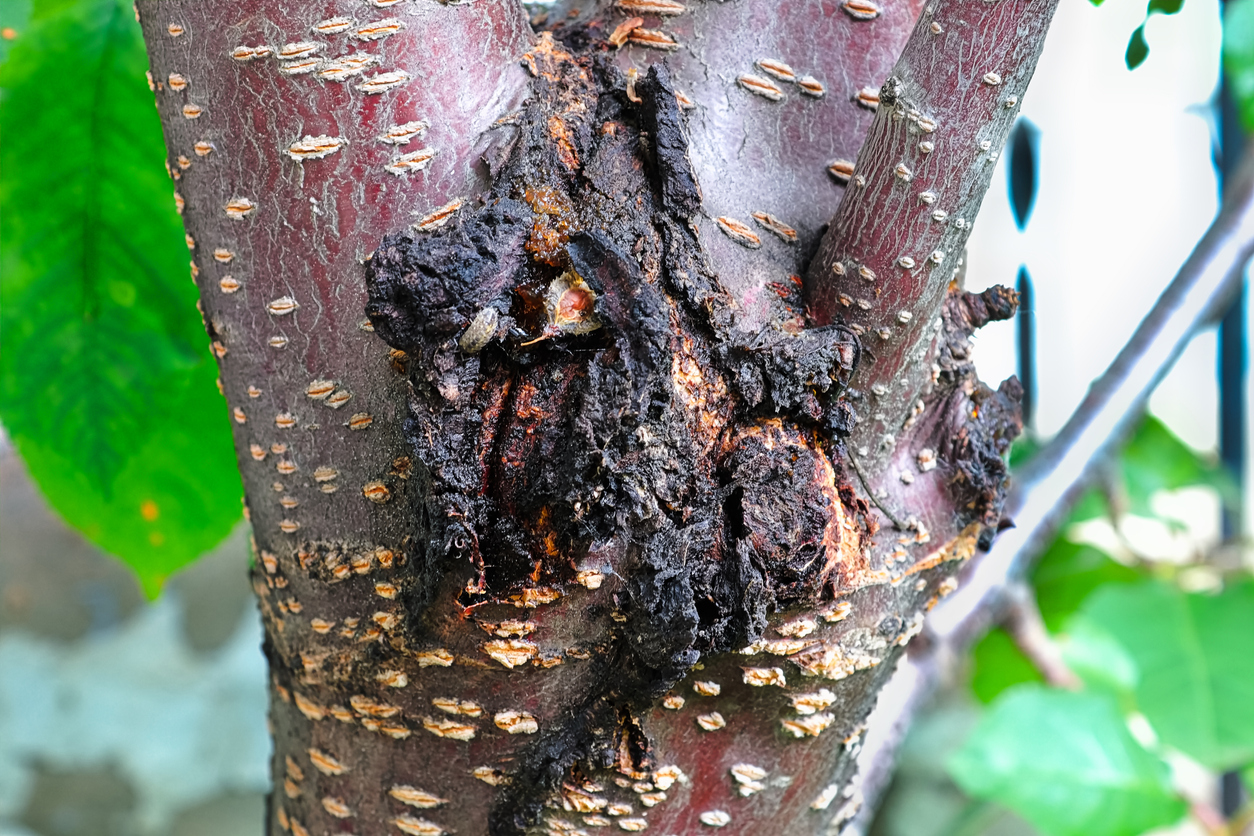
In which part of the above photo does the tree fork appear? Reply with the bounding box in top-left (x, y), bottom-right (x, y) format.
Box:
top-left (807, 0), bottom-right (1058, 475)
top-left (137, 0), bottom-right (1053, 834)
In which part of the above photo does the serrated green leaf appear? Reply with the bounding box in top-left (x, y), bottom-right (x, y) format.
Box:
top-left (0, 0), bottom-right (240, 593)
top-left (15, 371), bottom-right (243, 599)
top-left (3, 0), bottom-right (193, 488)
top-left (1126, 25), bottom-right (1150, 69)
top-left (1224, 0), bottom-right (1254, 133)
top-left (1081, 580), bottom-right (1254, 770)
top-left (949, 687), bottom-right (1186, 836)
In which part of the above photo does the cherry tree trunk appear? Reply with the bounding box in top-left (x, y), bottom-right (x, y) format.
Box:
top-left (137, 0), bottom-right (1052, 834)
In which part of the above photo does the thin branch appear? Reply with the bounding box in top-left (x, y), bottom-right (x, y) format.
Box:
top-left (845, 141), bottom-right (1254, 834)
top-left (1190, 798), bottom-right (1230, 836)
top-left (1003, 583), bottom-right (1080, 690)
top-left (806, 0), bottom-right (1060, 464)
top-left (931, 142), bottom-right (1254, 649)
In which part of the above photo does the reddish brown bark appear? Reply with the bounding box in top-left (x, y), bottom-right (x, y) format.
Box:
top-left (137, 0), bottom-right (533, 546)
top-left (806, 0), bottom-right (1057, 471)
top-left (137, 1), bottom-right (1050, 834)
top-left (594, 0), bottom-right (925, 328)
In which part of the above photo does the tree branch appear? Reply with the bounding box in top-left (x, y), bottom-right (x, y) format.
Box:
top-left (547, 0), bottom-right (927, 327)
top-left (846, 142), bottom-right (1254, 834)
top-left (1003, 583), bottom-right (1079, 689)
top-left (805, 0), bottom-right (1059, 467)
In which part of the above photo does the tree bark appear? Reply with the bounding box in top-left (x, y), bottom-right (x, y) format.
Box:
top-left (137, 1), bottom-right (1053, 834)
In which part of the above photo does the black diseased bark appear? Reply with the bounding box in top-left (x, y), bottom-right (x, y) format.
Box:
top-left (364, 31), bottom-right (1020, 835)
top-left (137, 0), bottom-right (1045, 833)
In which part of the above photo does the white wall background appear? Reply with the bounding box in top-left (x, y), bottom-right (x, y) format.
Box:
top-left (964, 0), bottom-right (1225, 454)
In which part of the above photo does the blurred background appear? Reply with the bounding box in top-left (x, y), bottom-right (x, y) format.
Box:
top-left (0, 0), bottom-right (1244, 834)
top-left (0, 444), bottom-right (268, 836)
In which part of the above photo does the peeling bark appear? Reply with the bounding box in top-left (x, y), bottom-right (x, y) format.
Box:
top-left (138, 1), bottom-right (1050, 834)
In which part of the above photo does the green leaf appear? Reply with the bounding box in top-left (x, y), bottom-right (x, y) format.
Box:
top-left (948, 687), bottom-right (1186, 836)
top-left (1081, 580), bottom-right (1254, 770)
top-left (0, 0), bottom-right (240, 594)
top-left (0, 0), bottom-right (31, 65)
top-left (1225, 0), bottom-right (1254, 133)
top-left (1059, 614), bottom-right (1139, 700)
top-left (969, 628), bottom-right (1043, 704)
top-left (1147, 0), bottom-right (1184, 14)
top-left (1008, 435), bottom-right (1041, 470)
top-left (968, 539), bottom-right (1138, 703)
top-left (1126, 25), bottom-right (1150, 69)
top-left (1066, 487), bottom-right (1108, 523)
top-left (1032, 539), bottom-right (1142, 632)
top-left (1119, 416), bottom-right (1230, 519)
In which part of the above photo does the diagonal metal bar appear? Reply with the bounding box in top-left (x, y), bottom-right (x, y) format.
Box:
top-left (846, 142), bottom-right (1254, 834)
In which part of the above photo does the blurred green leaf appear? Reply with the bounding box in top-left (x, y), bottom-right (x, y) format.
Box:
top-left (1119, 416), bottom-right (1230, 518)
top-left (970, 628), bottom-right (1042, 705)
top-left (1066, 487), bottom-right (1108, 523)
top-left (0, 0), bottom-right (31, 64)
top-left (1008, 436), bottom-right (1041, 471)
top-left (0, 0), bottom-right (240, 595)
top-left (1126, 25), bottom-right (1149, 69)
top-left (969, 538), bottom-right (1140, 704)
top-left (1225, 0), bottom-right (1254, 133)
top-left (1033, 539), bottom-right (1142, 631)
top-left (1125, 0), bottom-right (1189, 71)
top-left (1059, 614), bottom-right (1138, 700)
top-left (1082, 580), bottom-right (1254, 770)
top-left (949, 687), bottom-right (1186, 836)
